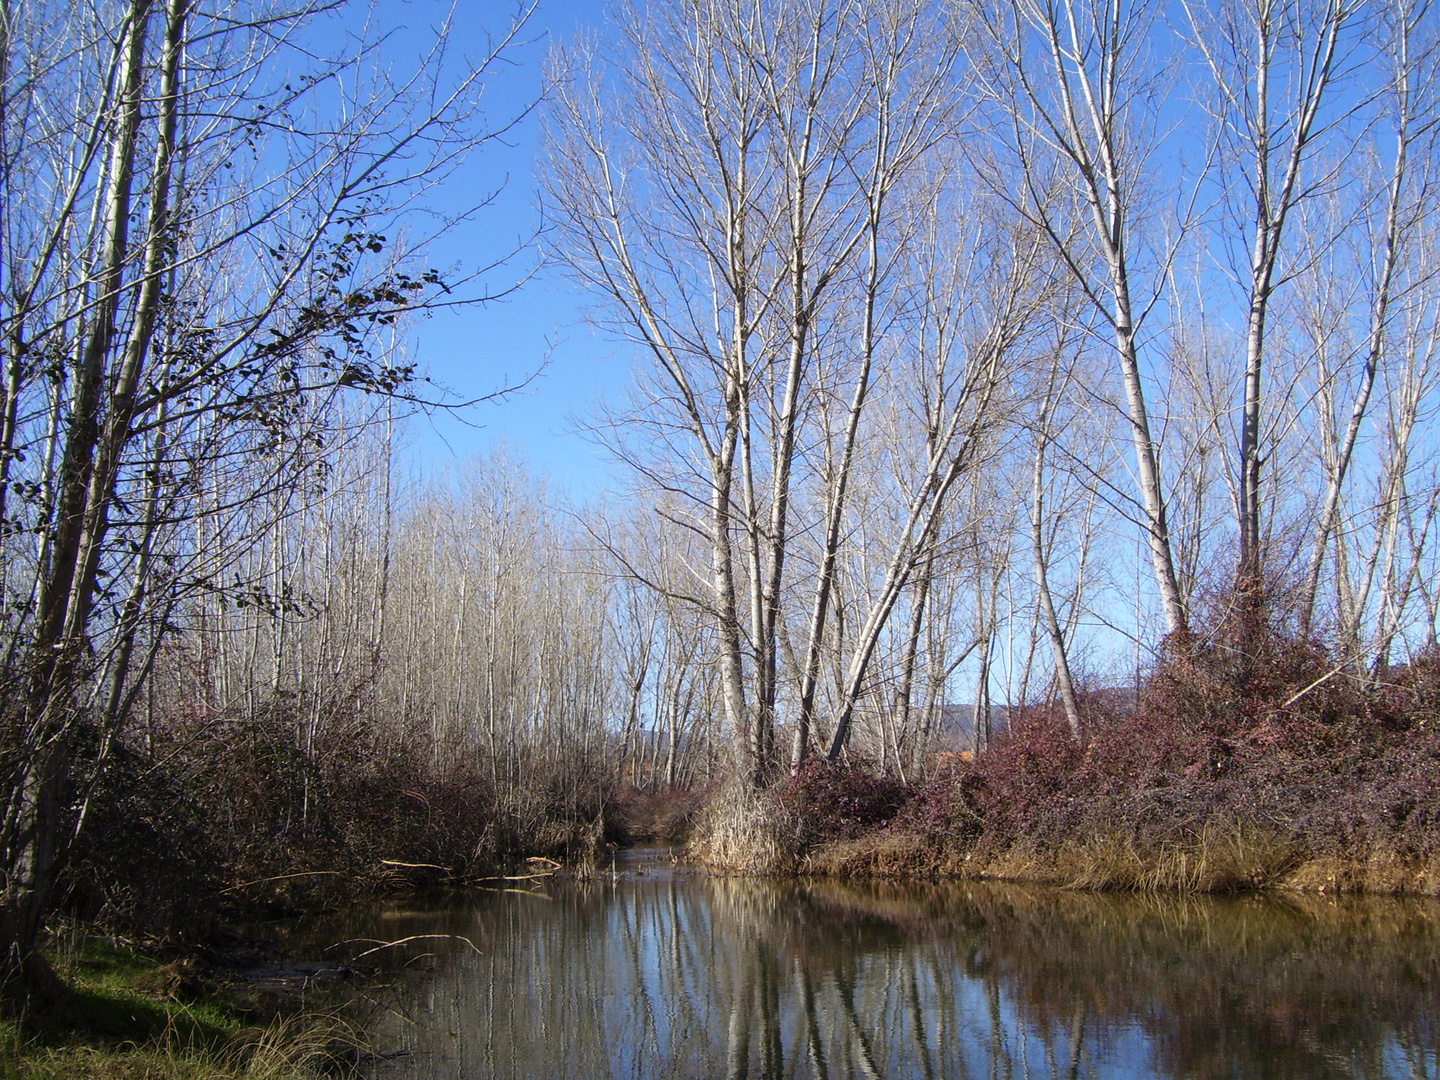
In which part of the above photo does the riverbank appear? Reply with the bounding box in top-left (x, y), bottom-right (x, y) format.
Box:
top-left (691, 792), bottom-right (1440, 895)
top-left (0, 929), bottom-right (362, 1080)
top-left (688, 634), bottom-right (1440, 896)
top-left (788, 830), bottom-right (1440, 894)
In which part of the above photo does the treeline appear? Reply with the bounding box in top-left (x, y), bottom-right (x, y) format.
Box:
top-left (542, 0), bottom-right (1440, 876)
top-left (545, 0), bottom-right (1440, 784)
top-left (63, 428), bottom-right (631, 937)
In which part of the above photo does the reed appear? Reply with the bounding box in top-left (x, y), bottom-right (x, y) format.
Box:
top-left (1281, 850), bottom-right (1440, 895)
top-left (687, 782), bottom-right (797, 875)
top-left (992, 825), bottom-right (1304, 892)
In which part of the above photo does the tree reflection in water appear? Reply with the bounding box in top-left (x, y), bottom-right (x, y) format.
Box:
top-left (338, 853), bottom-right (1440, 1079)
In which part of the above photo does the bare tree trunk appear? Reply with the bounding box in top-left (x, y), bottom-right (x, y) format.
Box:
top-left (712, 412), bottom-right (752, 782)
top-left (982, 0), bottom-right (1189, 636)
top-left (892, 541), bottom-right (936, 777)
top-left (2, 0), bottom-right (154, 1003)
top-left (1228, 0), bottom-right (1349, 610)
top-left (1031, 408), bottom-right (1082, 738)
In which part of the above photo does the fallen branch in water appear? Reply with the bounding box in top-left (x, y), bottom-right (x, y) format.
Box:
top-left (472, 870), bottom-right (555, 882)
top-left (328, 934), bottom-right (484, 961)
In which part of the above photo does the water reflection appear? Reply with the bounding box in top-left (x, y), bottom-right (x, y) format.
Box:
top-left (331, 851), bottom-right (1440, 1079)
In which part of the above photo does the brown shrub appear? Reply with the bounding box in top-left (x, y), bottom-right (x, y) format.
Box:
top-left (60, 694), bottom-right (612, 939)
top-left (607, 785), bottom-right (706, 844)
top-left (687, 780), bottom-right (796, 874)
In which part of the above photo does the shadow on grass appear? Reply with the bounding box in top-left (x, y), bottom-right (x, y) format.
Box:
top-left (16, 940), bottom-right (235, 1057)
top-left (25, 984), bottom-right (231, 1053)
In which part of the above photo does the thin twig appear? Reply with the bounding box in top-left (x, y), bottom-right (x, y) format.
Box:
top-left (219, 870), bottom-right (346, 894)
top-left (1280, 658), bottom-right (1365, 710)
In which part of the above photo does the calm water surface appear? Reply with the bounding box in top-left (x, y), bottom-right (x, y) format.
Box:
top-left (312, 848), bottom-right (1440, 1079)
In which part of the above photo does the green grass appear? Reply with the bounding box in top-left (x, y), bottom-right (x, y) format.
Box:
top-left (0, 935), bottom-right (355, 1080)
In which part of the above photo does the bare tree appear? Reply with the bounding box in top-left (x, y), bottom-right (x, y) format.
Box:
top-left (1029, 341), bottom-right (1084, 736)
top-left (547, 0), bottom-right (989, 782)
top-left (1185, 0), bottom-right (1361, 609)
top-left (970, 0), bottom-right (1191, 636)
top-left (1297, 0), bottom-right (1440, 635)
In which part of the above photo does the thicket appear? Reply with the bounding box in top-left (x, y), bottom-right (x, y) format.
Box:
top-left (56, 696), bottom-right (612, 946)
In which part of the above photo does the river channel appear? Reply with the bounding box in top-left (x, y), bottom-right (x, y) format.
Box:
top-left (308, 847), bottom-right (1440, 1079)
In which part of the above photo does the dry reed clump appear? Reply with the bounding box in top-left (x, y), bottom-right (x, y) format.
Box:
top-left (1006, 824), bottom-right (1304, 892)
top-left (796, 821), bottom-right (1305, 892)
top-left (687, 781), bottom-right (797, 874)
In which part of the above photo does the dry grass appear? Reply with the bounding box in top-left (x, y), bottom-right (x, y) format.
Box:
top-left (792, 823), bottom-right (1299, 892)
top-left (785, 820), bottom-right (1440, 897)
top-left (1280, 850), bottom-right (1440, 895)
top-left (5, 1017), bottom-right (361, 1080)
top-left (968, 836), bottom-right (1440, 896)
top-left (686, 782), bottom-right (796, 875)
top-left (801, 831), bottom-right (952, 878)
top-left (1040, 825), bottom-right (1303, 892)
top-left (224, 1013), bottom-right (364, 1079)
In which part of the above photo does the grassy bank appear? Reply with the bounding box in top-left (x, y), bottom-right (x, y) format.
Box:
top-left (0, 932), bottom-right (356, 1080)
top-left (689, 626), bottom-right (1440, 895)
top-left (788, 826), bottom-right (1440, 894)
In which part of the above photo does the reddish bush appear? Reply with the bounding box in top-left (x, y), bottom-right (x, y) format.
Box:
top-left (778, 759), bottom-right (912, 848)
top-left (963, 705), bottom-right (1086, 848)
top-left (888, 763), bottom-right (984, 844)
top-left (908, 618), bottom-right (1440, 871)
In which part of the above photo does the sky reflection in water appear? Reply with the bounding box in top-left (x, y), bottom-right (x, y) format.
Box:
top-left (331, 849), bottom-right (1440, 1080)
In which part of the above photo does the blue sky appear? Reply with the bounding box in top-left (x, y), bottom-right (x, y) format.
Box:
top-left (365, 0), bottom-right (626, 496)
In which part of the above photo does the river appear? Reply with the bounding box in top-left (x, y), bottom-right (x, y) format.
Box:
top-left (306, 847), bottom-right (1440, 1079)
